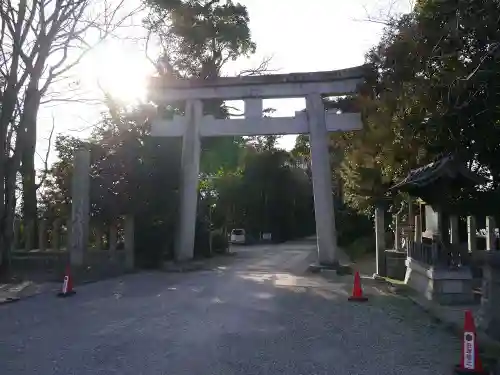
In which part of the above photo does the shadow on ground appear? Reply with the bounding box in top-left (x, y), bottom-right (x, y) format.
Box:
top-left (0, 244), bottom-right (462, 375)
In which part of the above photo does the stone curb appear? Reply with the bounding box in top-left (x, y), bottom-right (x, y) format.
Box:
top-left (373, 278), bottom-right (500, 374)
top-left (0, 281), bottom-right (41, 305)
top-left (406, 294), bottom-right (500, 346)
top-left (0, 272), bottom-right (137, 305)
top-left (307, 263), bottom-right (353, 276)
top-left (406, 294), bottom-right (500, 374)
top-left (0, 296), bottom-right (21, 304)
top-left (1, 253), bottom-right (239, 303)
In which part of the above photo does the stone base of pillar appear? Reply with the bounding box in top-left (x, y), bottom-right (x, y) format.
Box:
top-left (308, 260), bottom-right (354, 275)
top-left (405, 257), bottom-right (474, 305)
top-left (308, 261), bottom-right (339, 273)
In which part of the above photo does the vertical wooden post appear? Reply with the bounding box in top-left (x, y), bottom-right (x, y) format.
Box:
top-left (69, 148), bottom-right (90, 266)
top-left (124, 215), bottom-right (135, 270)
top-left (434, 207), bottom-right (444, 237)
top-left (394, 215), bottom-right (401, 251)
top-left (486, 216), bottom-right (496, 251)
top-left (407, 199), bottom-right (415, 254)
top-left (412, 214), bottom-right (422, 260)
top-left (467, 216), bottom-right (477, 253)
top-left (450, 215), bottom-right (459, 245)
top-left (414, 215), bottom-right (422, 244)
top-left (375, 205), bottom-right (386, 277)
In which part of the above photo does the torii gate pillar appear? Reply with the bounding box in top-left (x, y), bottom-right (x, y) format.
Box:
top-left (176, 100), bottom-right (203, 261)
top-left (306, 94), bottom-right (338, 266)
top-left (149, 66), bottom-right (366, 266)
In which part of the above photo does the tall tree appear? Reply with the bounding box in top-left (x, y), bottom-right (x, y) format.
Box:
top-left (41, 0), bottom-right (262, 264)
top-left (144, 0), bottom-right (256, 79)
top-left (210, 146), bottom-right (315, 242)
top-left (144, 0), bottom-right (261, 176)
top-left (340, 0), bottom-right (500, 215)
top-left (0, 0), bottom-right (139, 269)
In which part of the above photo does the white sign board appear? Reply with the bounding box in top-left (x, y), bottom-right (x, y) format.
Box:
top-left (262, 233), bottom-right (272, 241)
top-left (463, 331), bottom-right (475, 370)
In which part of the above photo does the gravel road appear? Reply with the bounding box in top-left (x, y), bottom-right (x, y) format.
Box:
top-left (0, 241), bottom-right (459, 375)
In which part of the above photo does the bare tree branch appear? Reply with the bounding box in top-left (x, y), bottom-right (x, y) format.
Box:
top-left (353, 0), bottom-right (413, 26)
top-left (237, 55), bottom-right (277, 77)
top-left (0, 0), bottom-right (143, 263)
top-left (41, 1), bottom-right (145, 95)
top-left (35, 116), bottom-right (56, 190)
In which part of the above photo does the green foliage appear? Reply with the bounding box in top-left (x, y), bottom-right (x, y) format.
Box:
top-left (42, 104), bottom-right (316, 262)
top-left (40, 136), bottom-right (87, 219)
top-left (40, 100), bottom-right (184, 264)
top-left (338, 0), bottom-right (500, 216)
top-left (205, 146), bottom-right (316, 242)
top-left (43, 0), bottom-right (500, 266)
top-left (211, 230), bottom-right (229, 253)
top-left (144, 0), bottom-right (256, 78)
top-left (41, 101), bottom-right (182, 221)
top-left (145, 0), bottom-right (256, 177)
top-left (41, 0), bottom-right (315, 263)
top-left (200, 136), bottom-right (246, 175)
top-left (245, 135), bottom-right (282, 153)
top-left (290, 117), bottom-right (376, 242)
top-left (344, 235), bottom-right (376, 261)
top-left (134, 215), bottom-right (175, 268)
top-left (336, 204), bottom-right (373, 247)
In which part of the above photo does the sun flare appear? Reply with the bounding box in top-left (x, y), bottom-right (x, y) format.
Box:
top-left (82, 43), bottom-right (152, 103)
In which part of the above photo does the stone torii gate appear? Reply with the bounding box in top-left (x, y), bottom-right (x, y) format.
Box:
top-left (148, 65), bottom-right (365, 267)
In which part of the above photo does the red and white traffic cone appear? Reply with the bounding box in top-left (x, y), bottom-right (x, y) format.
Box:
top-left (348, 271), bottom-right (368, 302)
top-left (454, 310), bottom-right (487, 374)
top-left (57, 265), bottom-right (76, 297)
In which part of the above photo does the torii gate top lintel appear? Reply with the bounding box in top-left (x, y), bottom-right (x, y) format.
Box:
top-left (148, 64), bottom-right (368, 102)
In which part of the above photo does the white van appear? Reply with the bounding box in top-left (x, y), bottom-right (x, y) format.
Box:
top-left (230, 228), bottom-right (246, 244)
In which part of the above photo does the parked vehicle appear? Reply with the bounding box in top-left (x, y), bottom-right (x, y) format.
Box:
top-left (230, 228), bottom-right (246, 244)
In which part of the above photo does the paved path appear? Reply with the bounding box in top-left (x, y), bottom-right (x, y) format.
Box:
top-left (0, 241), bottom-right (459, 375)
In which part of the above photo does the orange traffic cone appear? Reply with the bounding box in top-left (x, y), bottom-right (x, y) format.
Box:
top-left (57, 265), bottom-right (76, 298)
top-left (454, 310), bottom-right (487, 374)
top-left (348, 271), bottom-right (368, 302)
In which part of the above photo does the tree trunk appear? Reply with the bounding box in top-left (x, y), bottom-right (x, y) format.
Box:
top-left (21, 89), bottom-right (41, 251)
top-left (0, 78), bottom-right (20, 273)
top-left (22, 151), bottom-right (37, 250)
top-left (0, 163), bottom-right (19, 277)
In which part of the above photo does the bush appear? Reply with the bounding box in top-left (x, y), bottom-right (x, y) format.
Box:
top-left (134, 215), bottom-right (175, 269)
top-left (336, 205), bottom-right (373, 247)
top-left (345, 235), bottom-right (376, 261)
top-left (194, 218), bottom-right (211, 258)
top-left (211, 230), bottom-right (229, 253)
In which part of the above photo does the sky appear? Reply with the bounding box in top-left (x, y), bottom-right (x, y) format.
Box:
top-left (36, 0), bottom-right (414, 168)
